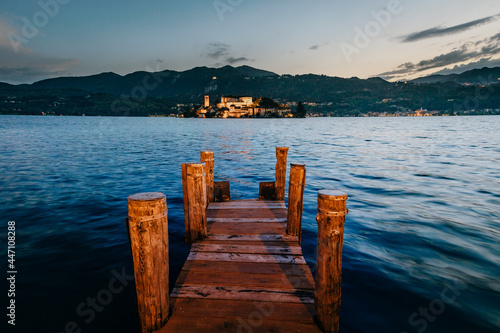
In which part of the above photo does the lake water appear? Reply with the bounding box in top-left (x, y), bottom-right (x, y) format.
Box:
top-left (1, 115), bottom-right (499, 333)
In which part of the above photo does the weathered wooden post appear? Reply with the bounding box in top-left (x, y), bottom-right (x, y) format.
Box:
top-left (315, 190), bottom-right (348, 333)
top-left (286, 164), bottom-right (306, 242)
top-left (183, 163), bottom-right (207, 244)
top-left (214, 181), bottom-right (231, 202)
top-left (200, 151), bottom-right (215, 203)
top-left (275, 147), bottom-right (289, 201)
top-left (127, 192), bottom-right (169, 333)
top-left (181, 163), bottom-right (189, 242)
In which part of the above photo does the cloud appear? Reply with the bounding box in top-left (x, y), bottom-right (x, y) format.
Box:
top-left (433, 57), bottom-right (500, 75)
top-left (205, 43), bottom-right (230, 59)
top-left (203, 43), bottom-right (252, 66)
top-left (400, 15), bottom-right (500, 43)
top-left (226, 57), bottom-right (250, 64)
top-left (0, 60), bottom-right (78, 77)
top-left (480, 33), bottom-right (500, 53)
top-left (0, 18), bottom-right (78, 84)
top-left (379, 33), bottom-right (500, 80)
top-left (379, 47), bottom-right (479, 77)
top-left (309, 42), bottom-right (329, 51)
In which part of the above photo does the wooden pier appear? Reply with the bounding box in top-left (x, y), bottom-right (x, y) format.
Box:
top-left (159, 199), bottom-right (319, 332)
top-left (127, 148), bottom-right (348, 333)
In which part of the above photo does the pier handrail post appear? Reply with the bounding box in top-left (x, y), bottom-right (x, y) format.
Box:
top-left (315, 190), bottom-right (348, 333)
top-left (275, 147), bottom-right (289, 201)
top-left (183, 163), bottom-right (208, 244)
top-left (200, 151), bottom-right (215, 203)
top-left (127, 192), bottom-right (169, 333)
top-left (286, 163), bottom-right (306, 242)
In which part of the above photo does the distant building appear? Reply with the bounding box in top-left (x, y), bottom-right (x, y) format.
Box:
top-left (196, 95), bottom-right (291, 118)
top-left (217, 96), bottom-right (253, 109)
top-left (410, 108), bottom-right (439, 116)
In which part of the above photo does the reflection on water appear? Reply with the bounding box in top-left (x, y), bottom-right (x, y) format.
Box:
top-left (0, 115), bottom-right (499, 333)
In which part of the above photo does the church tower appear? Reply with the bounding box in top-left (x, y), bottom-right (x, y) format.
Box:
top-left (204, 95), bottom-right (210, 108)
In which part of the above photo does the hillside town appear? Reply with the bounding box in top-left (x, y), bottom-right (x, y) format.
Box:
top-left (193, 95), bottom-right (292, 118)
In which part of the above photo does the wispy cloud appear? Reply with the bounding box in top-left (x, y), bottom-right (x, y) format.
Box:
top-left (203, 43), bottom-right (252, 66)
top-left (309, 42), bottom-right (329, 51)
top-left (379, 34), bottom-right (500, 80)
top-left (206, 43), bottom-right (230, 59)
top-left (226, 57), bottom-right (250, 64)
top-left (433, 57), bottom-right (500, 75)
top-left (0, 18), bottom-right (78, 84)
top-left (400, 15), bottom-right (500, 43)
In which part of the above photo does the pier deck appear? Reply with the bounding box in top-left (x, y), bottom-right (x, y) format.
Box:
top-left (157, 199), bottom-right (320, 332)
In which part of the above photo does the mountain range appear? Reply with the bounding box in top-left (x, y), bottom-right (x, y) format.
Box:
top-left (1, 65), bottom-right (499, 116)
top-left (409, 67), bottom-right (500, 85)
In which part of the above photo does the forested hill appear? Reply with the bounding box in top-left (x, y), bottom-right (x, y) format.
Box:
top-left (1, 65), bottom-right (499, 116)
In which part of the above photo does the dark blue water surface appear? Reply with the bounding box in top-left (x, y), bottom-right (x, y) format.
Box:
top-left (1, 115), bottom-right (499, 333)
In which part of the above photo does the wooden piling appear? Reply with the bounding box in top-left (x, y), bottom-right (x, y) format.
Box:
top-left (184, 163), bottom-right (208, 244)
top-left (181, 164), bottom-right (189, 242)
top-left (275, 147), bottom-right (289, 201)
top-left (127, 192), bottom-right (169, 333)
top-left (213, 181), bottom-right (231, 202)
top-left (286, 164), bottom-right (306, 242)
top-left (259, 181), bottom-right (276, 200)
top-left (314, 190), bottom-right (348, 333)
top-left (200, 151), bottom-right (215, 203)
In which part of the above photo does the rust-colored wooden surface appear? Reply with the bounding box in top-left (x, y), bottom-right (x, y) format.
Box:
top-left (156, 199), bottom-right (320, 333)
top-left (128, 193), bottom-right (169, 333)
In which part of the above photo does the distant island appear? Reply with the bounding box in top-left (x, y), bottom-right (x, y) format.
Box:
top-left (0, 65), bottom-right (499, 117)
top-left (183, 95), bottom-right (294, 118)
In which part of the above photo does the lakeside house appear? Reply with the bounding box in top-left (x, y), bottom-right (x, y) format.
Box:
top-left (364, 108), bottom-right (440, 117)
top-left (409, 108), bottom-right (439, 116)
top-left (197, 95), bottom-right (291, 118)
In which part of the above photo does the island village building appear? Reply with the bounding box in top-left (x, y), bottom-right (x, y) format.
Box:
top-left (197, 95), bottom-right (291, 118)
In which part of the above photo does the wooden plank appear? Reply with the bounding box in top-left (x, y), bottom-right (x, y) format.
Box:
top-left (208, 203), bottom-right (286, 209)
top-left (207, 217), bottom-right (287, 223)
top-left (171, 285), bottom-right (314, 303)
top-left (208, 222), bottom-right (286, 235)
top-left (161, 198), bottom-right (319, 332)
top-left (208, 200), bottom-right (285, 205)
top-left (180, 260), bottom-right (313, 276)
top-left (175, 271), bottom-right (315, 290)
top-left (191, 243), bottom-right (303, 255)
top-left (206, 234), bottom-right (298, 242)
top-left (168, 298), bottom-right (316, 323)
top-left (207, 209), bottom-right (287, 218)
top-left (208, 199), bottom-right (283, 205)
top-left (200, 239), bottom-right (300, 247)
top-left (208, 207), bottom-right (287, 214)
top-left (187, 252), bottom-right (307, 264)
top-left (157, 315), bottom-right (322, 333)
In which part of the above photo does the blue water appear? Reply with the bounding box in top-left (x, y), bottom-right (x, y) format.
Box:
top-left (1, 115), bottom-right (499, 333)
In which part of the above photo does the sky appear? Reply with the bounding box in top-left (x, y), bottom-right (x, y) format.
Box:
top-left (0, 0), bottom-right (499, 84)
